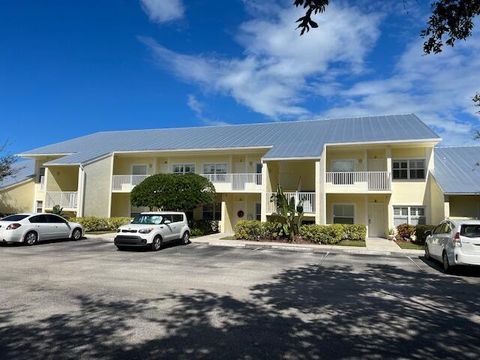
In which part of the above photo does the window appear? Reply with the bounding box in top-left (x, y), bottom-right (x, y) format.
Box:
top-left (132, 165), bottom-right (148, 175)
top-left (38, 168), bottom-right (46, 191)
top-left (172, 214), bottom-right (184, 223)
top-left (203, 164), bottom-right (227, 174)
top-left (203, 164), bottom-right (227, 182)
top-left (46, 214), bottom-right (66, 223)
top-left (35, 201), bottom-right (43, 213)
top-left (203, 203), bottom-right (221, 220)
top-left (393, 206), bottom-right (426, 226)
top-left (333, 204), bottom-right (354, 224)
top-left (29, 215), bottom-right (48, 224)
top-left (461, 224), bottom-right (480, 238)
top-left (172, 163), bottom-right (195, 174)
top-left (3, 214), bottom-right (29, 221)
top-left (393, 159), bottom-right (425, 180)
top-left (255, 203), bottom-right (261, 221)
top-left (131, 214), bottom-right (163, 225)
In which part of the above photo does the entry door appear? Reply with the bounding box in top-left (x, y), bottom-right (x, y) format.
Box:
top-left (368, 203), bottom-right (385, 237)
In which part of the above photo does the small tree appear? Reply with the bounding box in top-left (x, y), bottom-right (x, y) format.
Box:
top-left (52, 205), bottom-right (65, 217)
top-left (269, 185), bottom-right (304, 242)
top-left (131, 173), bottom-right (216, 213)
top-left (0, 144), bottom-right (16, 183)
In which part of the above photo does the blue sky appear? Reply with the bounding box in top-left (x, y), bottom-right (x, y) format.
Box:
top-left (1, 0), bottom-right (479, 155)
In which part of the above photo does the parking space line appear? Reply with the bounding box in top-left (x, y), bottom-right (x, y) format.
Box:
top-left (407, 255), bottom-right (426, 273)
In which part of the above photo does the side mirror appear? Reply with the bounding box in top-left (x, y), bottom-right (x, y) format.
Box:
top-left (425, 230), bottom-right (432, 237)
top-left (164, 219), bottom-right (171, 225)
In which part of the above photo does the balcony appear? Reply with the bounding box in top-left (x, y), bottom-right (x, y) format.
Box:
top-left (112, 173), bottom-right (262, 193)
top-left (112, 175), bottom-right (150, 192)
top-left (45, 191), bottom-right (78, 210)
top-left (200, 173), bottom-right (262, 192)
top-left (325, 171), bottom-right (391, 193)
top-left (266, 191), bottom-right (316, 214)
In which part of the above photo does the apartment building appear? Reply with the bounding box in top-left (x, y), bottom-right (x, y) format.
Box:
top-left (2, 114), bottom-right (479, 236)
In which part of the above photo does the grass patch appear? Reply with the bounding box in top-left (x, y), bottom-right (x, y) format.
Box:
top-left (395, 240), bottom-right (424, 250)
top-left (220, 236), bottom-right (236, 240)
top-left (337, 240), bottom-right (366, 247)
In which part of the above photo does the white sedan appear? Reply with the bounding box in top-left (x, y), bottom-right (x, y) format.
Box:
top-left (0, 213), bottom-right (84, 245)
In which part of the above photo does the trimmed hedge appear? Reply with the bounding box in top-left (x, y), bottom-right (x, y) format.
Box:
top-left (234, 220), bottom-right (366, 244)
top-left (415, 224), bottom-right (436, 244)
top-left (300, 224), bottom-right (366, 244)
top-left (69, 217), bottom-right (131, 232)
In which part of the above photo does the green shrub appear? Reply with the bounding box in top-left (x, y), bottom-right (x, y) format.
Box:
top-left (234, 220), bottom-right (263, 241)
top-left (191, 220), bottom-right (219, 236)
top-left (300, 224), bottom-right (367, 244)
top-left (191, 228), bottom-right (205, 237)
top-left (414, 224), bottom-right (436, 245)
top-left (396, 223), bottom-right (416, 241)
top-left (70, 217), bottom-right (131, 232)
top-left (261, 221), bottom-right (284, 240)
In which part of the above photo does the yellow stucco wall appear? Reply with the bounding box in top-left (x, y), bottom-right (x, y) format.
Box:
top-left (83, 156), bottom-right (113, 217)
top-left (110, 193), bottom-right (131, 217)
top-left (430, 177), bottom-right (446, 224)
top-left (0, 180), bottom-right (35, 214)
top-left (46, 166), bottom-right (79, 192)
top-left (450, 195), bottom-right (480, 219)
top-left (277, 160), bottom-right (315, 191)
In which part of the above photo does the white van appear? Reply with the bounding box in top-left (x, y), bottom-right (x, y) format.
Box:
top-left (425, 219), bottom-right (480, 272)
top-left (114, 212), bottom-right (190, 251)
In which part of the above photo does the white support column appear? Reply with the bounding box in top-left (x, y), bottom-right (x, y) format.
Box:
top-left (315, 155), bottom-right (326, 225)
top-left (444, 195), bottom-right (450, 219)
top-left (77, 166), bottom-right (85, 217)
top-left (386, 147), bottom-right (393, 230)
top-left (261, 161), bottom-right (269, 222)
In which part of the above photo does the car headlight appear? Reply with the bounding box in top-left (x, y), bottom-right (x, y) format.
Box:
top-left (138, 228), bottom-right (153, 234)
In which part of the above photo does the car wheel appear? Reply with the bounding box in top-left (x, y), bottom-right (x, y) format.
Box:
top-left (151, 236), bottom-right (162, 251)
top-left (181, 231), bottom-right (190, 245)
top-left (24, 231), bottom-right (38, 246)
top-left (116, 246), bottom-right (126, 251)
top-left (424, 244), bottom-right (431, 260)
top-left (71, 228), bottom-right (82, 241)
top-left (442, 251), bottom-right (451, 273)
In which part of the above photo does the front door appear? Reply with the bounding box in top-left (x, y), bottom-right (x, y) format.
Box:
top-left (368, 203), bottom-right (385, 237)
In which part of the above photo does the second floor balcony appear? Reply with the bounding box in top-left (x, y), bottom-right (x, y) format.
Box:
top-left (45, 191), bottom-right (78, 210)
top-left (112, 173), bottom-right (262, 193)
top-left (325, 171), bottom-right (391, 193)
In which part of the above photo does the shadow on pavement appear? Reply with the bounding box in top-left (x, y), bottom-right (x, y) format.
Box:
top-left (1, 262), bottom-right (479, 359)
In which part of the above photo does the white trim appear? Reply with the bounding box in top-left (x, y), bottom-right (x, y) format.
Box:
top-left (262, 156), bottom-right (321, 162)
top-left (324, 138), bottom-right (441, 148)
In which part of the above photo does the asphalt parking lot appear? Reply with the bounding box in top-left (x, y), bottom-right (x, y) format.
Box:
top-left (1, 238), bottom-right (480, 359)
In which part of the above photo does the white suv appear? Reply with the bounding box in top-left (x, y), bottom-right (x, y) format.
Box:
top-left (425, 219), bottom-right (480, 272)
top-left (114, 212), bottom-right (190, 251)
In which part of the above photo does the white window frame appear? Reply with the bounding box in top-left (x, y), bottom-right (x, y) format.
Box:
top-left (131, 164), bottom-right (148, 175)
top-left (203, 163), bottom-right (228, 174)
top-left (35, 200), bottom-right (43, 214)
top-left (393, 205), bottom-right (426, 225)
top-left (392, 159), bottom-right (426, 180)
top-left (332, 203), bottom-right (355, 224)
top-left (172, 163), bottom-right (196, 174)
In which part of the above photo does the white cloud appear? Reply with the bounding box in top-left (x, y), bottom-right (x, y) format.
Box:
top-left (186, 94), bottom-right (229, 126)
top-left (140, 0), bottom-right (184, 23)
top-left (323, 34), bottom-right (480, 144)
top-left (141, 3), bottom-right (382, 117)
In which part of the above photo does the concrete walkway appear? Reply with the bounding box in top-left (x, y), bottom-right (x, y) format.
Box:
top-left (365, 237), bottom-right (402, 252)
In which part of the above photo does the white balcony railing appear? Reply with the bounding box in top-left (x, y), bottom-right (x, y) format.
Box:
top-left (325, 171), bottom-right (391, 192)
top-left (266, 192), bottom-right (316, 214)
top-left (112, 175), bottom-right (149, 192)
top-left (46, 191), bottom-right (78, 209)
top-left (200, 173), bottom-right (262, 192)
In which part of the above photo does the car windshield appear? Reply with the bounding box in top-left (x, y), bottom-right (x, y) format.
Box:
top-left (131, 215), bottom-right (163, 225)
top-left (1, 214), bottom-right (29, 221)
top-left (460, 224), bottom-right (480, 238)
